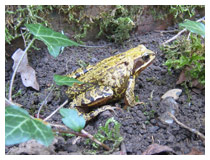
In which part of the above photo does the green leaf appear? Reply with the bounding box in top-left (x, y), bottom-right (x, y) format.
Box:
top-left (53, 74), bottom-right (83, 86)
top-left (60, 108), bottom-right (86, 132)
top-left (30, 119), bottom-right (54, 146)
top-left (5, 106), bottom-right (54, 146)
top-left (47, 45), bottom-right (63, 57)
top-left (25, 23), bottom-right (80, 57)
top-left (179, 20), bottom-right (205, 37)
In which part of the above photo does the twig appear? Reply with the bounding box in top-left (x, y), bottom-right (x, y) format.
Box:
top-left (51, 128), bottom-right (88, 138)
top-left (37, 84), bottom-right (54, 119)
top-left (162, 17), bottom-right (205, 45)
top-left (20, 27), bottom-right (27, 48)
top-left (154, 29), bottom-right (179, 33)
top-left (81, 129), bottom-right (110, 151)
top-left (43, 99), bottom-right (68, 121)
top-left (187, 32), bottom-right (191, 40)
top-left (168, 112), bottom-right (205, 141)
top-left (49, 122), bottom-right (110, 151)
top-left (162, 28), bottom-right (187, 45)
top-left (8, 38), bottom-right (35, 101)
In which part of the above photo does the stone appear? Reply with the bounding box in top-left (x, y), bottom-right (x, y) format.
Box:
top-left (161, 89), bottom-right (182, 100)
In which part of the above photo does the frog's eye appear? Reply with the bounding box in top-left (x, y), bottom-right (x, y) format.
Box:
top-left (142, 53), bottom-right (150, 61)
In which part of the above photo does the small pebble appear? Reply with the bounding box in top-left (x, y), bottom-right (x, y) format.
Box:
top-left (161, 89), bottom-right (182, 100)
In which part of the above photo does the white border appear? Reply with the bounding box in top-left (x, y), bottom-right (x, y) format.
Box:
top-left (1, 1), bottom-right (209, 160)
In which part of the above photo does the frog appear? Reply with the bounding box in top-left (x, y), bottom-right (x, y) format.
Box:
top-left (66, 45), bottom-right (155, 121)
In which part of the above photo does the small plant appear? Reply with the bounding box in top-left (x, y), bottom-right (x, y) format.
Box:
top-left (143, 110), bottom-right (156, 120)
top-left (169, 5), bottom-right (200, 19)
top-left (86, 117), bottom-right (123, 150)
top-left (97, 5), bottom-right (138, 43)
top-left (161, 19), bottom-right (205, 86)
top-left (5, 5), bottom-right (53, 44)
top-left (150, 5), bottom-right (203, 22)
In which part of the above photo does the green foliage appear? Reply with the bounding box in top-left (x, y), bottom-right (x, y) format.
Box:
top-left (179, 20), bottom-right (205, 37)
top-left (53, 74), bottom-right (83, 86)
top-left (99, 16), bottom-right (134, 43)
top-left (169, 5), bottom-right (198, 19)
top-left (162, 33), bottom-right (205, 85)
top-left (96, 6), bottom-right (140, 43)
top-left (151, 5), bottom-right (203, 22)
top-left (87, 117), bottom-right (123, 149)
top-left (25, 23), bottom-right (79, 57)
top-left (77, 60), bottom-right (89, 68)
top-left (5, 5), bottom-right (53, 44)
top-left (60, 108), bottom-right (86, 132)
top-left (5, 105), bottom-right (54, 146)
top-left (58, 5), bottom-right (142, 43)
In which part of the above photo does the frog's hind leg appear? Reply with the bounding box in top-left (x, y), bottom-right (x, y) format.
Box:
top-left (69, 85), bottom-right (114, 121)
top-left (124, 76), bottom-right (144, 109)
top-left (84, 105), bottom-right (116, 121)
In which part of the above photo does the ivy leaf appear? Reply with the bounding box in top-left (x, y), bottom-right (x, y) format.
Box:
top-left (30, 119), bottom-right (54, 146)
top-left (179, 20), bottom-right (205, 37)
top-left (47, 45), bottom-right (63, 58)
top-left (5, 106), bottom-right (54, 146)
top-left (60, 108), bottom-right (86, 132)
top-left (25, 23), bottom-right (80, 57)
top-left (53, 74), bottom-right (83, 86)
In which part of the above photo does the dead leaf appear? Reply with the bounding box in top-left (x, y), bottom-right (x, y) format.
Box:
top-left (187, 148), bottom-right (203, 155)
top-left (176, 67), bottom-right (204, 89)
top-left (191, 79), bottom-right (204, 89)
top-left (142, 143), bottom-right (175, 155)
top-left (12, 48), bottom-right (39, 90)
top-left (176, 68), bottom-right (189, 85)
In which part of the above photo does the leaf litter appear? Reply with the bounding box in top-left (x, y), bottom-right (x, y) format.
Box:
top-left (12, 48), bottom-right (39, 90)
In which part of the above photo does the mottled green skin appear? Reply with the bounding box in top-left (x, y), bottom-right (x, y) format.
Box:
top-left (66, 45), bottom-right (155, 120)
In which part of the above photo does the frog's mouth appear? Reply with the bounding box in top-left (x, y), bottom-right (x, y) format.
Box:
top-left (133, 52), bottom-right (156, 75)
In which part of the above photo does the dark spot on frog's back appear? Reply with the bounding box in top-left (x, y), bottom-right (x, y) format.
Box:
top-left (75, 73), bottom-right (80, 77)
top-left (83, 69), bottom-right (88, 74)
top-left (85, 91), bottom-right (95, 102)
top-left (124, 61), bottom-right (129, 66)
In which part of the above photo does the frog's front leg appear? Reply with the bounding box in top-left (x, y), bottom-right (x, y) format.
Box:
top-left (69, 85), bottom-right (114, 121)
top-left (124, 75), bottom-right (144, 109)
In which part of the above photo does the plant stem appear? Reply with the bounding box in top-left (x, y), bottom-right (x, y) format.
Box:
top-left (81, 129), bottom-right (110, 151)
top-left (49, 123), bottom-right (110, 151)
top-left (37, 84), bottom-right (54, 119)
top-left (8, 38), bottom-right (35, 101)
top-left (162, 16), bottom-right (205, 45)
top-left (43, 99), bottom-right (68, 121)
top-left (5, 97), bottom-right (22, 107)
top-left (168, 112), bottom-right (205, 141)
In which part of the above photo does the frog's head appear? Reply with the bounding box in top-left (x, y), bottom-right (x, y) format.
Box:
top-left (132, 45), bottom-right (156, 75)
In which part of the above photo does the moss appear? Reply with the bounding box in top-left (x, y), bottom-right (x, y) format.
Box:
top-left (5, 5), bottom-right (204, 44)
top-left (57, 5), bottom-right (143, 44)
top-left (150, 5), bottom-right (204, 22)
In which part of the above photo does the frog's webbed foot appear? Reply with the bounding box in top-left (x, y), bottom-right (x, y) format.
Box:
top-left (84, 105), bottom-right (118, 121)
top-left (124, 76), bottom-right (144, 109)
